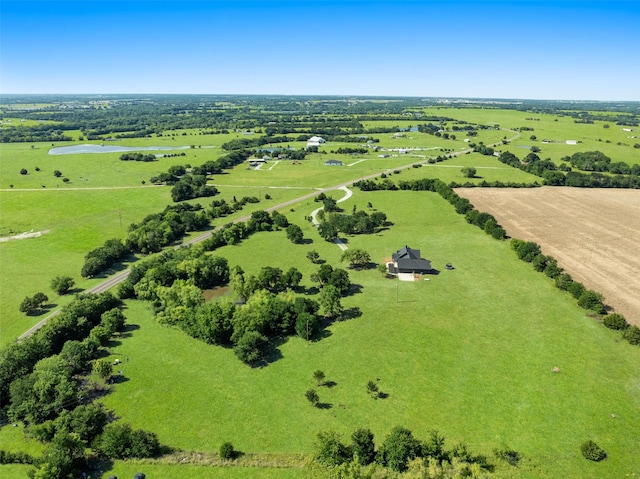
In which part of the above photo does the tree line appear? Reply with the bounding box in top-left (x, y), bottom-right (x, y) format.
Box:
top-left (511, 239), bottom-right (640, 347)
top-left (0, 292), bottom-right (163, 477)
top-left (310, 426), bottom-right (501, 477)
top-left (498, 151), bottom-right (640, 189)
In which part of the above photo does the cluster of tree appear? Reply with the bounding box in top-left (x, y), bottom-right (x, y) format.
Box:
top-left (221, 135), bottom-right (294, 150)
top-left (119, 152), bottom-right (156, 162)
top-left (329, 135), bottom-right (379, 143)
top-left (417, 123), bottom-right (441, 135)
top-left (122, 251), bottom-right (349, 365)
top-left (209, 196), bottom-right (260, 219)
top-left (0, 293), bottom-right (122, 409)
top-left (498, 151), bottom-right (640, 189)
top-left (319, 208), bottom-right (388, 240)
top-left (0, 287), bottom-right (163, 478)
top-left (332, 147), bottom-right (369, 154)
top-left (126, 203), bottom-right (210, 254)
top-left (311, 427), bottom-right (495, 476)
top-left (562, 151), bottom-right (640, 175)
top-left (150, 150), bottom-right (252, 185)
top-left (0, 126), bottom-right (73, 143)
top-left (81, 238), bottom-right (129, 278)
top-left (197, 210), bottom-right (290, 252)
top-left (19, 291), bottom-right (49, 315)
top-left (171, 174), bottom-right (218, 202)
top-left (117, 247), bottom-right (230, 301)
top-left (473, 144), bottom-right (495, 156)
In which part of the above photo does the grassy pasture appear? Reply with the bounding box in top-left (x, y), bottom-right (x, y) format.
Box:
top-left (99, 190), bottom-right (640, 479)
top-left (427, 107), bottom-right (640, 166)
top-left (0, 184), bottom-right (310, 344)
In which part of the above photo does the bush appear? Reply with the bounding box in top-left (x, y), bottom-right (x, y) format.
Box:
top-left (577, 290), bottom-right (606, 314)
top-left (580, 440), bottom-right (606, 461)
top-left (622, 325), bottom-right (640, 346)
top-left (494, 448), bottom-right (520, 466)
top-left (602, 313), bottom-right (629, 331)
top-left (305, 388), bottom-right (320, 407)
top-left (94, 423), bottom-right (160, 459)
top-left (51, 275), bottom-right (75, 295)
top-left (233, 331), bottom-right (269, 365)
top-left (219, 442), bottom-right (236, 459)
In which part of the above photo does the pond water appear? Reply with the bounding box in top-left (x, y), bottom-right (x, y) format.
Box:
top-left (202, 286), bottom-right (231, 302)
top-left (48, 144), bottom-right (190, 155)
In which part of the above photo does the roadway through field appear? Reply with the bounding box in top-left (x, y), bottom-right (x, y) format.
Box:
top-left (16, 129), bottom-right (520, 339)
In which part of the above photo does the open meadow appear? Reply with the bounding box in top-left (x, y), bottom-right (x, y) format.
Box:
top-left (95, 189), bottom-right (640, 479)
top-left (1, 100), bottom-right (639, 479)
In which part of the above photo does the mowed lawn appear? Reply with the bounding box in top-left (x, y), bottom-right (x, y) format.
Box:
top-left (101, 190), bottom-right (640, 479)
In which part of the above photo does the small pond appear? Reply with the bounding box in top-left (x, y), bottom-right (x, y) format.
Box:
top-left (48, 144), bottom-right (190, 155)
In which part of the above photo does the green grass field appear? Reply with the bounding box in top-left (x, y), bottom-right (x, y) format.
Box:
top-left (96, 190), bottom-right (640, 479)
top-left (2, 110), bottom-right (639, 479)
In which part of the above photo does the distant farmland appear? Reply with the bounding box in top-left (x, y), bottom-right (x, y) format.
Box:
top-left (457, 186), bottom-right (640, 325)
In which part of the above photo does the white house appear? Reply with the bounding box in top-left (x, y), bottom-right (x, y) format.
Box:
top-left (308, 136), bottom-right (326, 143)
top-left (566, 140), bottom-right (577, 145)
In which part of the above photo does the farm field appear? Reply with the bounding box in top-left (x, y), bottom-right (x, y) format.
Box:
top-left (457, 187), bottom-right (640, 326)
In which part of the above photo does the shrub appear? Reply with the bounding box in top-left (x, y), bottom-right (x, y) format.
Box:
top-left (622, 325), bottom-right (640, 346)
top-left (494, 448), bottom-right (521, 466)
top-left (219, 442), bottom-right (235, 459)
top-left (305, 388), bottom-right (320, 407)
top-left (580, 440), bottom-right (606, 461)
top-left (602, 313), bottom-right (629, 331)
top-left (51, 275), bottom-right (75, 295)
top-left (233, 331), bottom-right (269, 365)
top-left (577, 290), bottom-right (606, 314)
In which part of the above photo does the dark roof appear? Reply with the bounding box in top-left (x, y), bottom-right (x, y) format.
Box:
top-left (392, 245), bottom-right (432, 272)
top-left (392, 245), bottom-right (421, 261)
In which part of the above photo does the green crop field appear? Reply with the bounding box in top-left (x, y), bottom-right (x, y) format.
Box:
top-left (1, 99), bottom-right (639, 479)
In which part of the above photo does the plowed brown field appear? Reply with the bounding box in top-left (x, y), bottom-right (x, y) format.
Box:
top-left (456, 187), bottom-right (640, 325)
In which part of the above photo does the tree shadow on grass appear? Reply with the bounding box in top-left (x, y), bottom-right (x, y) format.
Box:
top-left (345, 284), bottom-right (363, 296)
top-left (110, 374), bottom-right (129, 385)
top-left (316, 402), bottom-right (333, 410)
top-left (341, 307), bottom-right (362, 320)
top-left (117, 323), bottom-right (140, 339)
top-left (322, 380), bottom-right (338, 388)
top-left (26, 304), bottom-right (58, 317)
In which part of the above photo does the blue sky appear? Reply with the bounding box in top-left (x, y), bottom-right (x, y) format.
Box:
top-left (1, 1), bottom-right (639, 100)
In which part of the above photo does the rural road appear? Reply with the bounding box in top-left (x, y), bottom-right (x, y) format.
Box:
top-left (17, 129), bottom-right (520, 340)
